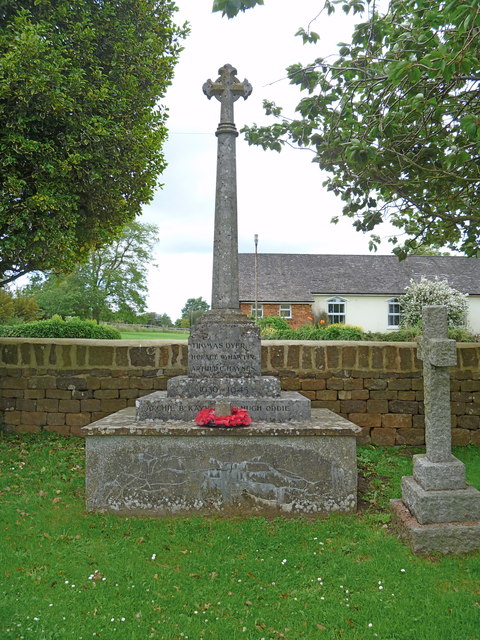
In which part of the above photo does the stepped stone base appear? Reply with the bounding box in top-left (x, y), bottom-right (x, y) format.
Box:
top-left (167, 375), bottom-right (281, 398)
top-left (83, 407), bottom-right (360, 517)
top-left (391, 499), bottom-right (480, 554)
top-left (136, 390), bottom-right (311, 422)
top-left (401, 476), bottom-right (480, 524)
top-left (413, 454), bottom-right (466, 491)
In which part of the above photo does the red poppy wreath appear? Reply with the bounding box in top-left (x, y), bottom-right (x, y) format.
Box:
top-left (195, 407), bottom-right (252, 428)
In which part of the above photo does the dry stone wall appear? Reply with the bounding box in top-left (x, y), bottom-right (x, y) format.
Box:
top-left (1, 338), bottom-right (479, 444)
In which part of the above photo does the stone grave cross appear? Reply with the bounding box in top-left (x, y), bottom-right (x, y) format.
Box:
top-left (417, 305), bottom-right (457, 464)
top-left (393, 305), bottom-right (480, 554)
top-left (203, 64), bottom-right (252, 310)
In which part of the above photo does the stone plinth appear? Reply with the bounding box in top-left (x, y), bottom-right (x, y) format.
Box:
top-left (391, 499), bottom-right (480, 555)
top-left (136, 390), bottom-right (310, 422)
top-left (136, 309), bottom-right (311, 422)
top-left (84, 407), bottom-right (360, 517)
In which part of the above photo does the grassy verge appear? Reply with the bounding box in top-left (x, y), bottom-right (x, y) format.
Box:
top-left (119, 330), bottom-right (189, 340)
top-left (1, 434), bottom-right (479, 640)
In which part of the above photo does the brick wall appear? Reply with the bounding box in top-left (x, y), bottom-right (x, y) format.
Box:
top-left (1, 338), bottom-right (479, 445)
top-left (239, 303), bottom-right (312, 329)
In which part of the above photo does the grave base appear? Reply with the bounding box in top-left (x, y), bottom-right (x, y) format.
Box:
top-left (83, 407), bottom-right (360, 517)
top-left (390, 499), bottom-right (480, 555)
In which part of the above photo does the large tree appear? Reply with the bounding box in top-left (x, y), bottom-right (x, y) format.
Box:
top-left (0, 0), bottom-right (185, 286)
top-left (27, 221), bottom-right (158, 322)
top-left (214, 0), bottom-right (480, 258)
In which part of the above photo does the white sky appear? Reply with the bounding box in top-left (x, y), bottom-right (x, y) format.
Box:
top-left (141, 0), bottom-right (397, 321)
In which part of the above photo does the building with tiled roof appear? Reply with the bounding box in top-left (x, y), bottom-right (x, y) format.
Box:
top-left (238, 254), bottom-right (480, 332)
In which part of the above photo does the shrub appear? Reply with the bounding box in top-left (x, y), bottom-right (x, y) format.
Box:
top-left (261, 323), bottom-right (366, 341)
top-left (0, 318), bottom-right (121, 339)
top-left (400, 277), bottom-right (468, 329)
top-left (257, 316), bottom-right (291, 332)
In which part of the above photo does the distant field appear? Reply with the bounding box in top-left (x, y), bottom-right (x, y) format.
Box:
top-left (119, 330), bottom-right (188, 340)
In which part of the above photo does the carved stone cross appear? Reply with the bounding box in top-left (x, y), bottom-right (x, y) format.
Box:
top-left (203, 64), bottom-right (252, 310)
top-left (203, 63), bottom-right (252, 129)
top-left (417, 305), bottom-right (457, 463)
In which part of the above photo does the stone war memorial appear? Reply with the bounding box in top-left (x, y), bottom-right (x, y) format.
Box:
top-left (83, 64), bottom-right (361, 516)
top-left (391, 306), bottom-right (480, 553)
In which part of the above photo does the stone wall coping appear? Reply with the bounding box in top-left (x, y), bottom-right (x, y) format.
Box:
top-left (1, 338), bottom-right (478, 347)
top-left (262, 340), bottom-right (417, 347)
top-left (83, 407), bottom-right (362, 437)
top-left (0, 338), bottom-right (188, 346)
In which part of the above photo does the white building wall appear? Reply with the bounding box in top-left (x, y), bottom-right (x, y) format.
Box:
top-left (312, 295), bottom-right (480, 334)
top-left (468, 297), bottom-right (480, 333)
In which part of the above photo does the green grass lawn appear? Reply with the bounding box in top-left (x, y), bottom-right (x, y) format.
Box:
top-left (119, 330), bottom-right (189, 340)
top-left (1, 434), bottom-right (479, 640)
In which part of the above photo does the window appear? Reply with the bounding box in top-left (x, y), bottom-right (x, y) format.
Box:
top-left (388, 298), bottom-right (402, 328)
top-left (250, 304), bottom-right (263, 319)
top-left (279, 304), bottom-right (292, 319)
top-left (327, 297), bottom-right (346, 324)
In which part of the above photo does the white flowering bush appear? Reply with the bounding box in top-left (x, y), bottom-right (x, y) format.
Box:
top-left (400, 277), bottom-right (468, 329)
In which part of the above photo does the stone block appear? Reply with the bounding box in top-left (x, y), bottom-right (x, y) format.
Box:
top-left (398, 391), bottom-right (416, 401)
top-left (46, 390), bottom-right (72, 400)
top-left (136, 390), bottom-right (311, 423)
top-left (390, 499), bottom-right (480, 554)
top-left (59, 399), bottom-right (81, 413)
top-left (286, 345), bottom-right (300, 369)
top-left (84, 407), bottom-right (360, 516)
top-left (167, 375), bottom-right (281, 399)
top-left (388, 400), bottom-right (419, 414)
top-left (326, 378), bottom-right (344, 390)
top-left (348, 413), bottom-right (382, 428)
top-left (382, 414), bottom-right (412, 428)
top-left (21, 411), bottom-right (46, 425)
top-left (278, 378), bottom-right (300, 392)
top-left (343, 378), bottom-right (364, 390)
top-left (100, 377), bottom-right (130, 390)
top-left (317, 390), bottom-right (338, 401)
top-left (101, 399), bottom-right (127, 413)
top-left (451, 429), bottom-right (472, 446)
top-left (301, 379), bottom-right (325, 391)
top-left (340, 400), bottom-right (366, 414)
top-left (401, 476), bottom-right (480, 524)
top-left (370, 428), bottom-right (396, 446)
top-left (17, 399), bottom-right (36, 412)
top-left (387, 378), bottom-right (412, 391)
top-left (342, 346), bottom-right (357, 369)
top-left (46, 413), bottom-right (66, 426)
top-left (456, 415), bottom-right (480, 430)
top-left (36, 398), bottom-right (59, 412)
top-left (350, 390), bottom-right (369, 400)
top-left (94, 390), bottom-right (119, 400)
top-left (28, 376), bottom-right (57, 390)
top-left (1, 344), bottom-right (18, 365)
top-left (367, 399), bottom-right (388, 414)
top-left (66, 412), bottom-right (92, 427)
top-left (395, 428), bottom-right (424, 446)
top-left (55, 375), bottom-right (90, 391)
top-left (81, 399), bottom-right (102, 412)
top-left (413, 454), bottom-right (466, 491)
top-left (89, 347), bottom-right (114, 367)
top-left (364, 378), bottom-right (387, 390)
top-left (24, 390), bottom-right (46, 399)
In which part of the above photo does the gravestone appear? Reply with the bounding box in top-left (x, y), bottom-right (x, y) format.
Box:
top-left (83, 64), bottom-right (360, 517)
top-left (391, 306), bottom-right (480, 553)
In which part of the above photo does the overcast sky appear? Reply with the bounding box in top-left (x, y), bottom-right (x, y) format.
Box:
top-left (141, 0), bottom-right (396, 321)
